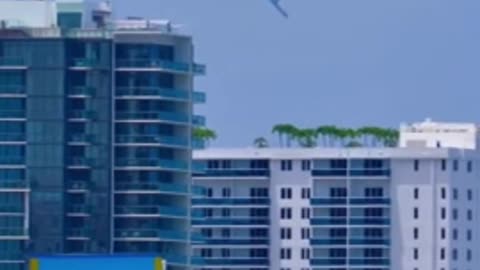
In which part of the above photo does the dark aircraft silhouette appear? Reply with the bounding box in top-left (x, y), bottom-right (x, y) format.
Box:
top-left (269, 0), bottom-right (288, 18)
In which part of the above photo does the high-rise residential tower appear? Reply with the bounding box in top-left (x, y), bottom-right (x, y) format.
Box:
top-left (0, 1), bottom-right (205, 269)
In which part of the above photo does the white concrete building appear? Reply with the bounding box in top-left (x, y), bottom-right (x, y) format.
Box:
top-left (400, 119), bottom-right (480, 150)
top-left (192, 148), bottom-right (480, 270)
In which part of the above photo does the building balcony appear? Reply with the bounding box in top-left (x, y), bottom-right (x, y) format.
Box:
top-left (311, 218), bottom-right (390, 226)
top-left (0, 85), bottom-right (25, 95)
top-left (114, 181), bottom-right (189, 194)
top-left (71, 58), bottom-right (104, 69)
top-left (0, 252), bottom-right (23, 260)
top-left (193, 91), bottom-right (206, 103)
top-left (0, 180), bottom-right (27, 189)
top-left (0, 133), bottom-right (25, 142)
top-left (193, 169), bottom-right (270, 178)
top-left (114, 229), bottom-right (190, 242)
top-left (116, 59), bottom-right (206, 75)
top-left (68, 110), bottom-right (96, 120)
top-left (192, 115), bottom-right (205, 126)
top-left (202, 238), bottom-right (269, 245)
top-left (311, 198), bottom-right (390, 206)
top-left (0, 228), bottom-right (28, 237)
top-left (69, 86), bottom-right (96, 96)
top-left (311, 169), bottom-right (391, 177)
top-left (349, 258), bottom-right (390, 265)
top-left (68, 134), bottom-right (96, 144)
top-left (349, 218), bottom-right (390, 225)
top-left (114, 205), bottom-right (188, 218)
top-left (311, 198), bottom-right (347, 205)
top-left (310, 258), bottom-right (347, 266)
top-left (115, 134), bottom-right (189, 147)
top-left (115, 111), bottom-right (189, 124)
top-left (310, 238), bottom-right (390, 246)
top-left (192, 198), bottom-right (270, 206)
top-left (350, 198), bottom-right (391, 205)
top-left (115, 158), bottom-right (189, 171)
top-left (116, 87), bottom-right (194, 101)
top-left (0, 205), bottom-right (24, 214)
top-left (202, 258), bottom-right (268, 266)
top-left (311, 218), bottom-right (347, 226)
top-left (0, 58), bottom-right (26, 68)
top-left (0, 110), bottom-right (25, 119)
top-left (192, 218), bottom-right (270, 226)
top-left (0, 157), bottom-right (25, 165)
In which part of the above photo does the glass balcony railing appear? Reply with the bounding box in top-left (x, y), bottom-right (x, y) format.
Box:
top-left (0, 58), bottom-right (25, 67)
top-left (115, 135), bottom-right (189, 147)
top-left (116, 87), bottom-right (190, 100)
top-left (0, 133), bottom-right (25, 141)
top-left (202, 258), bottom-right (268, 266)
top-left (0, 180), bottom-right (27, 189)
top-left (115, 111), bottom-right (189, 123)
top-left (114, 205), bottom-right (188, 217)
top-left (114, 229), bottom-right (190, 241)
top-left (116, 59), bottom-right (205, 75)
top-left (0, 85), bottom-right (25, 94)
top-left (311, 198), bottom-right (390, 205)
top-left (0, 228), bottom-right (28, 236)
top-left (0, 110), bottom-right (25, 118)
top-left (193, 169), bottom-right (270, 178)
top-left (71, 58), bottom-right (102, 68)
top-left (310, 238), bottom-right (390, 245)
top-left (68, 110), bottom-right (96, 120)
top-left (192, 198), bottom-right (270, 206)
top-left (310, 258), bottom-right (347, 266)
top-left (67, 204), bottom-right (90, 214)
top-left (115, 159), bottom-right (189, 170)
top-left (204, 238), bottom-right (269, 245)
top-left (69, 86), bottom-right (96, 96)
top-left (192, 115), bottom-right (205, 126)
top-left (349, 258), bottom-right (390, 265)
top-left (0, 205), bottom-right (24, 213)
top-left (115, 182), bottom-right (189, 194)
top-left (192, 185), bottom-right (207, 196)
top-left (312, 169), bottom-right (391, 177)
top-left (349, 218), bottom-right (390, 225)
top-left (193, 91), bottom-right (206, 103)
top-left (311, 218), bottom-right (390, 225)
top-left (0, 157), bottom-right (24, 165)
top-left (311, 218), bottom-right (348, 225)
top-left (192, 218), bottom-right (269, 226)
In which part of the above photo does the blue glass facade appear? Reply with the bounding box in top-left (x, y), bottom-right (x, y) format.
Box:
top-left (0, 26), bottom-right (203, 270)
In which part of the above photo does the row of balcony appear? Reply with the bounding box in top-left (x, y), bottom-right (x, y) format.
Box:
top-left (114, 229), bottom-right (203, 242)
top-left (116, 87), bottom-right (205, 103)
top-left (311, 218), bottom-right (390, 226)
top-left (115, 59), bottom-right (206, 75)
top-left (312, 169), bottom-right (391, 177)
top-left (67, 204), bottom-right (200, 218)
top-left (192, 198), bottom-right (270, 206)
top-left (200, 238), bottom-right (269, 245)
top-left (311, 258), bottom-right (390, 266)
top-left (193, 218), bottom-right (269, 226)
top-left (311, 198), bottom-right (390, 205)
top-left (310, 238), bottom-right (390, 245)
top-left (0, 180), bottom-right (27, 189)
top-left (193, 169), bottom-right (270, 178)
top-left (200, 258), bottom-right (269, 266)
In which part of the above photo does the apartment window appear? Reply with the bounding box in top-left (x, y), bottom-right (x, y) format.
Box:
top-left (206, 188), bottom-right (213, 198)
top-left (365, 208), bottom-right (383, 217)
top-left (281, 160), bottom-right (293, 171)
top-left (453, 188), bottom-right (458, 200)
top-left (414, 248), bottom-right (419, 260)
top-left (452, 248), bottom-right (457, 261)
top-left (201, 249), bottom-right (212, 258)
top-left (301, 228), bottom-right (310, 239)
top-left (452, 209), bottom-right (458, 220)
top-left (301, 160), bottom-right (311, 171)
top-left (467, 209), bottom-right (473, 221)
top-left (441, 187), bottom-right (446, 199)
top-left (222, 188), bottom-right (231, 198)
top-left (201, 228), bottom-right (212, 237)
top-left (452, 229), bottom-right (458, 240)
top-left (221, 160), bottom-right (232, 169)
top-left (280, 248), bottom-right (291, 260)
top-left (441, 208), bottom-right (446, 219)
top-left (301, 248), bottom-right (310, 260)
top-left (330, 208), bottom-right (347, 217)
top-left (440, 159), bottom-right (446, 171)
top-left (440, 248), bottom-right (445, 260)
top-left (365, 187), bottom-right (383, 197)
top-left (250, 208), bottom-right (268, 217)
top-left (250, 248), bottom-right (268, 258)
top-left (441, 228), bottom-right (446, 239)
top-left (453, 160), bottom-right (458, 171)
top-left (414, 160), bottom-right (419, 171)
top-left (207, 160), bottom-right (220, 169)
top-left (205, 209), bottom-right (213, 217)
top-left (280, 208), bottom-right (292, 219)
top-left (467, 229), bottom-right (472, 241)
top-left (301, 188), bottom-right (311, 199)
top-left (330, 188), bottom-right (347, 197)
top-left (413, 207), bottom-right (419, 219)
top-left (222, 208), bottom-right (231, 217)
top-left (467, 160), bottom-right (473, 172)
top-left (413, 228), bottom-right (419, 240)
top-left (280, 228), bottom-right (292, 240)
top-left (281, 188), bottom-right (292, 199)
top-left (467, 249), bottom-right (472, 261)
top-left (250, 188), bottom-right (269, 198)
top-left (467, 189), bottom-right (473, 201)
top-left (414, 188), bottom-right (419, 199)
top-left (301, 208), bottom-right (311, 219)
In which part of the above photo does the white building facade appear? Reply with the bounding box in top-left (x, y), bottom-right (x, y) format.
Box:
top-left (192, 148), bottom-right (480, 270)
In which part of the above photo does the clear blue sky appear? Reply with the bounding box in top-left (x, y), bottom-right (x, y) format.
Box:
top-left (115, 0), bottom-right (480, 147)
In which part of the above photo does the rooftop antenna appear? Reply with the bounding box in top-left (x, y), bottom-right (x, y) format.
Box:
top-left (269, 0), bottom-right (289, 18)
